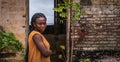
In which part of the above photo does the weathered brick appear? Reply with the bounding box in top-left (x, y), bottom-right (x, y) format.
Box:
top-left (71, 0), bottom-right (120, 51)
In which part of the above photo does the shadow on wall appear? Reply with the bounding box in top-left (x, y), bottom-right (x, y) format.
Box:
top-left (0, 25), bottom-right (4, 32)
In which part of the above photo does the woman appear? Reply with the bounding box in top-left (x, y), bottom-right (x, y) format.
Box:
top-left (26, 13), bottom-right (53, 62)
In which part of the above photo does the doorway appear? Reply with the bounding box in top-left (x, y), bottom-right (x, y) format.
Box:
top-left (28, 0), bottom-right (66, 62)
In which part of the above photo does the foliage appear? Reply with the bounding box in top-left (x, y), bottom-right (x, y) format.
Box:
top-left (0, 31), bottom-right (23, 53)
top-left (80, 58), bottom-right (91, 62)
top-left (60, 45), bottom-right (65, 50)
top-left (53, 0), bottom-right (87, 22)
top-left (19, 60), bottom-right (24, 62)
top-left (58, 45), bottom-right (66, 62)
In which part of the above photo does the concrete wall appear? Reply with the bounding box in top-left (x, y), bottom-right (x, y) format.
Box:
top-left (0, 0), bottom-right (27, 47)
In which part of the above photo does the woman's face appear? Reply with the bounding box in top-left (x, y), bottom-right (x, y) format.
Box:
top-left (34, 17), bottom-right (46, 33)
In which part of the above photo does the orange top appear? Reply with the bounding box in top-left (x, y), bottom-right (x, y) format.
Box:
top-left (28, 30), bottom-right (50, 62)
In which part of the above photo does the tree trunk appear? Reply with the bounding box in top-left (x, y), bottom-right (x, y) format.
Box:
top-left (66, 0), bottom-right (71, 62)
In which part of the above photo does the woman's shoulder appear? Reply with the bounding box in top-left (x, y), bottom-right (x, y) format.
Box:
top-left (30, 30), bottom-right (42, 36)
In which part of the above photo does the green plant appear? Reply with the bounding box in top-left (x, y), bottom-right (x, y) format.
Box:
top-left (59, 45), bottom-right (66, 60)
top-left (0, 31), bottom-right (23, 53)
top-left (53, 0), bottom-right (87, 22)
top-left (79, 58), bottom-right (91, 62)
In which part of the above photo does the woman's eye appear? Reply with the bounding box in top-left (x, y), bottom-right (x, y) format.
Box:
top-left (39, 23), bottom-right (42, 25)
top-left (43, 22), bottom-right (46, 24)
top-left (39, 23), bottom-right (46, 25)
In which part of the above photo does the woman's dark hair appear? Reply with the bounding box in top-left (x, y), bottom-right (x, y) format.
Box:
top-left (30, 13), bottom-right (47, 32)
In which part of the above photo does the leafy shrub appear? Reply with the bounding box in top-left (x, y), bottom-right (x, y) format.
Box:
top-left (0, 31), bottom-right (23, 53)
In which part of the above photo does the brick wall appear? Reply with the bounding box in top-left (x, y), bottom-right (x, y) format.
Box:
top-left (0, 0), bottom-right (27, 61)
top-left (0, 0), bottom-right (27, 47)
top-left (71, 0), bottom-right (120, 61)
top-left (71, 0), bottom-right (120, 51)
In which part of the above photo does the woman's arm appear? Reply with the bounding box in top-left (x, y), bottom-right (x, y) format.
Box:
top-left (33, 34), bottom-right (52, 57)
